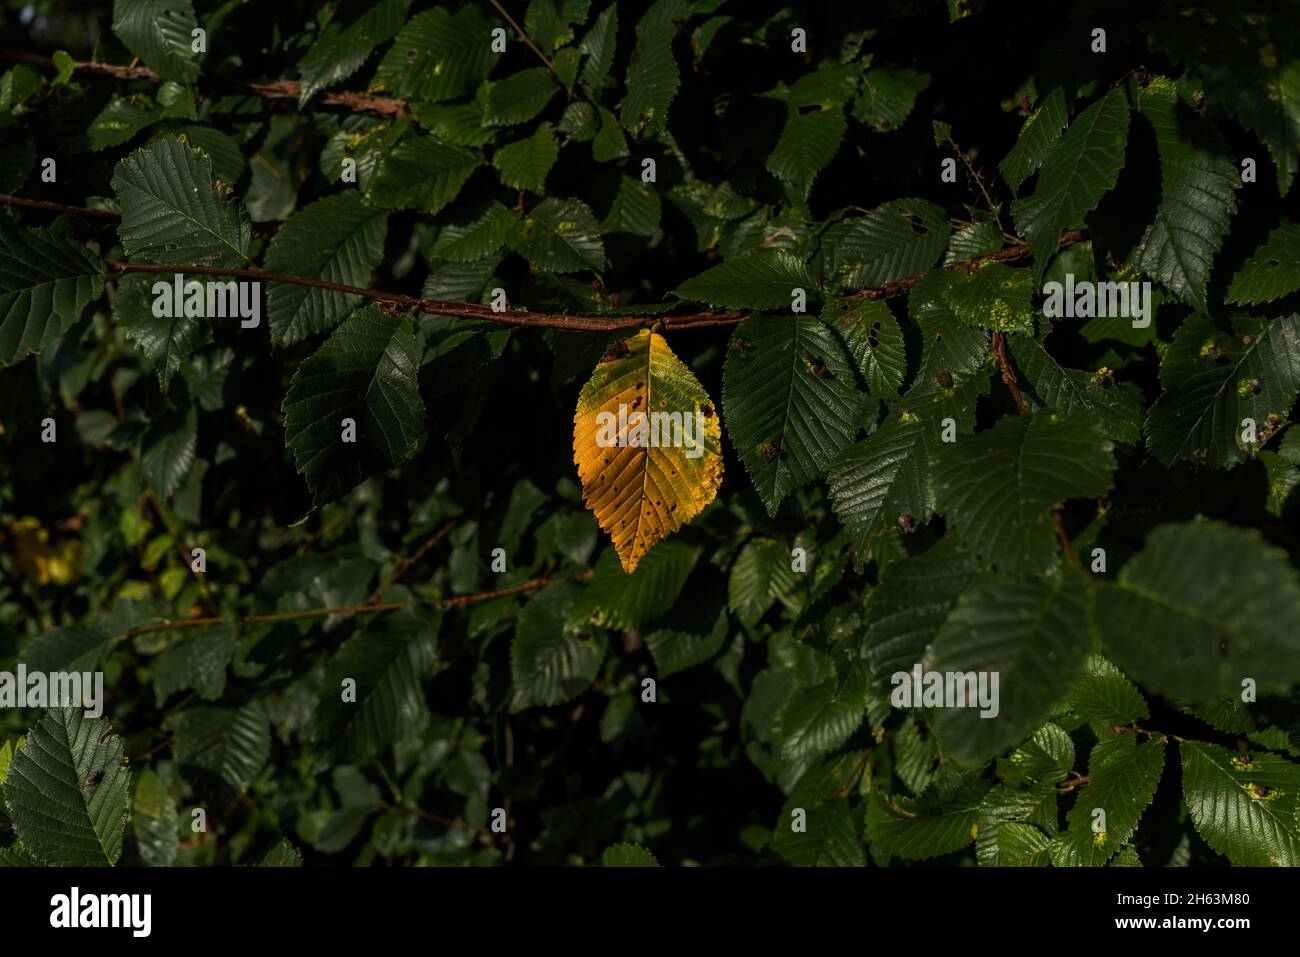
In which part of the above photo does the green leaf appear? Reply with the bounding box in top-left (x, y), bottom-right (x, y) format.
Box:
top-left (723, 314), bottom-right (867, 516)
top-left (1181, 740), bottom-right (1300, 867)
top-left (591, 106), bottom-right (630, 161)
top-left (511, 581), bottom-right (607, 710)
top-left (999, 87), bottom-right (1068, 192)
top-left (826, 299), bottom-right (907, 397)
top-left (766, 108), bottom-right (846, 199)
top-left (257, 838), bottom-right (304, 866)
top-left (282, 305), bottom-right (426, 510)
top-left (494, 122), bottom-right (559, 191)
top-left (132, 767), bottom-right (178, 867)
top-left (154, 622), bottom-right (237, 705)
top-left (141, 405), bottom-right (198, 499)
top-left (298, 0), bottom-right (409, 104)
top-left (601, 842), bottom-right (660, 866)
top-left (818, 198), bottom-right (950, 292)
top-left (941, 262), bottom-right (1035, 334)
top-left (903, 272), bottom-right (992, 401)
top-left (620, 0), bottom-right (688, 137)
top-left (675, 250), bottom-right (815, 309)
top-left (1008, 334), bottom-right (1145, 444)
top-left (645, 610), bottom-right (727, 677)
top-left (483, 67), bottom-right (559, 126)
top-left (1066, 656), bottom-right (1149, 729)
top-left (2, 709), bottom-right (130, 866)
top-left (512, 197), bottom-right (606, 273)
top-left (1097, 521), bottom-right (1300, 703)
top-left (362, 136), bottom-right (481, 215)
top-left (171, 702), bottom-right (271, 790)
top-left (925, 568), bottom-right (1094, 764)
top-left (310, 606), bottom-right (439, 767)
top-left (772, 755), bottom-right (866, 866)
top-left (1129, 85), bottom-right (1240, 310)
top-left (431, 203), bottom-right (521, 264)
top-left (867, 770), bottom-right (990, 861)
top-left (373, 6), bottom-right (496, 102)
top-left (112, 0), bottom-right (200, 83)
top-left (0, 224), bottom-right (104, 369)
top-left (602, 175), bottom-right (661, 237)
top-left (934, 411), bottom-right (1116, 575)
top-left (568, 539), bottom-right (697, 631)
top-left (777, 674), bottom-right (868, 763)
top-left (1011, 89), bottom-right (1129, 280)
top-left (996, 822), bottom-right (1053, 866)
top-left (728, 537), bottom-right (797, 627)
top-left (19, 625), bottom-right (113, 673)
top-left (265, 192), bottom-right (390, 347)
top-left (1226, 222), bottom-right (1300, 305)
top-left (89, 95), bottom-right (160, 151)
top-left (1049, 734), bottom-right (1165, 866)
top-left (116, 273), bottom-right (210, 390)
top-left (862, 538), bottom-right (977, 683)
top-left (1145, 312), bottom-right (1300, 468)
top-left (580, 4), bottom-right (619, 87)
top-left (112, 136), bottom-right (252, 267)
top-left (852, 68), bottom-right (930, 131)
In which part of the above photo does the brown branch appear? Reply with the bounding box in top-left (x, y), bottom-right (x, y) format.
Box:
top-left (486, 0), bottom-right (555, 71)
top-left (990, 330), bottom-right (1029, 415)
top-left (381, 803), bottom-right (492, 835)
top-left (0, 51), bottom-right (407, 117)
top-left (0, 194), bottom-right (280, 235)
top-left (365, 520), bottom-right (458, 604)
top-left (113, 573), bottom-right (585, 641)
top-left (1051, 505), bottom-right (1080, 567)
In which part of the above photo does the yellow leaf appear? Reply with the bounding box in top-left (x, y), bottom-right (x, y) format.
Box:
top-left (573, 329), bottom-right (723, 573)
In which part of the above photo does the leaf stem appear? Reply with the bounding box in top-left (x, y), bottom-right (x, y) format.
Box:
top-left (486, 0), bottom-right (556, 72)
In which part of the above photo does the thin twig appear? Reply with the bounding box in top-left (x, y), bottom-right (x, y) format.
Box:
top-left (0, 51), bottom-right (406, 117)
top-left (990, 330), bottom-right (1029, 415)
top-left (1051, 505), bottom-right (1079, 567)
top-left (486, 0), bottom-right (555, 71)
top-left (365, 521), bottom-right (458, 604)
top-left (0, 194), bottom-right (280, 234)
top-left (381, 803), bottom-right (492, 835)
top-left (831, 748), bottom-right (871, 798)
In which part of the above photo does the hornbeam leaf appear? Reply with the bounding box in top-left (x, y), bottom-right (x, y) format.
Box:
top-left (373, 6), bottom-right (496, 102)
top-left (818, 198), bottom-right (950, 292)
top-left (483, 67), bottom-right (559, 127)
top-left (1008, 334), bottom-right (1145, 444)
top-left (934, 411), bottom-right (1116, 575)
top-left (132, 767), bottom-right (178, 867)
top-left (282, 305), bottom-right (425, 509)
top-left (1181, 740), bottom-right (1300, 867)
top-left (2, 709), bottom-right (130, 866)
top-left (0, 225), bottom-right (103, 369)
top-left (674, 250), bottom-right (815, 309)
top-left (1096, 521), bottom-right (1300, 703)
top-left (1011, 89), bottom-right (1129, 281)
top-left (494, 122), bottom-right (560, 192)
top-left (1129, 83), bottom-right (1240, 310)
top-left (925, 568), bottom-right (1094, 765)
top-left (573, 329), bottom-right (722, 572)
top-left (514, 197), bottom-right (607, 273)
top-left (362, 137), bottom-right (481, 215)
top-left (866, 770), bottom-right (990, 861)
top-left (999, 87), bottom-right (1069, 192)
top-left (825, 298), bottom-right (907, 397)
top-left (112, 135), bottom-right (252, 267)
top-left (298, 0), bottom-right (409, 104)
top-left (111, 0), bottom-right (200, 83)
top-left (1226, 222), bottom-right (1300, 305)
top-left (1049, 734), bottom-right (1165, 866)
top-left (767, 107), bottom-right (846, 200)
top-left (265, 192), bottom-right (390, 347)
top-left (722, 315), bottom-right (867, 516)
top-left (309, 605), bottom-right (439, 767)
top-left (511, 582), bottom-right (606, 710)
top-left (620, 0), bottom-right (688, 137)
top-left (601, 842), bottom-right (660, 866)
top-left (171, 703), bottom-right (270, 790)
top-left (569, 539), bottom-right (698, 630)
top-left (1145, 312), bottom-right (1300, 469)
